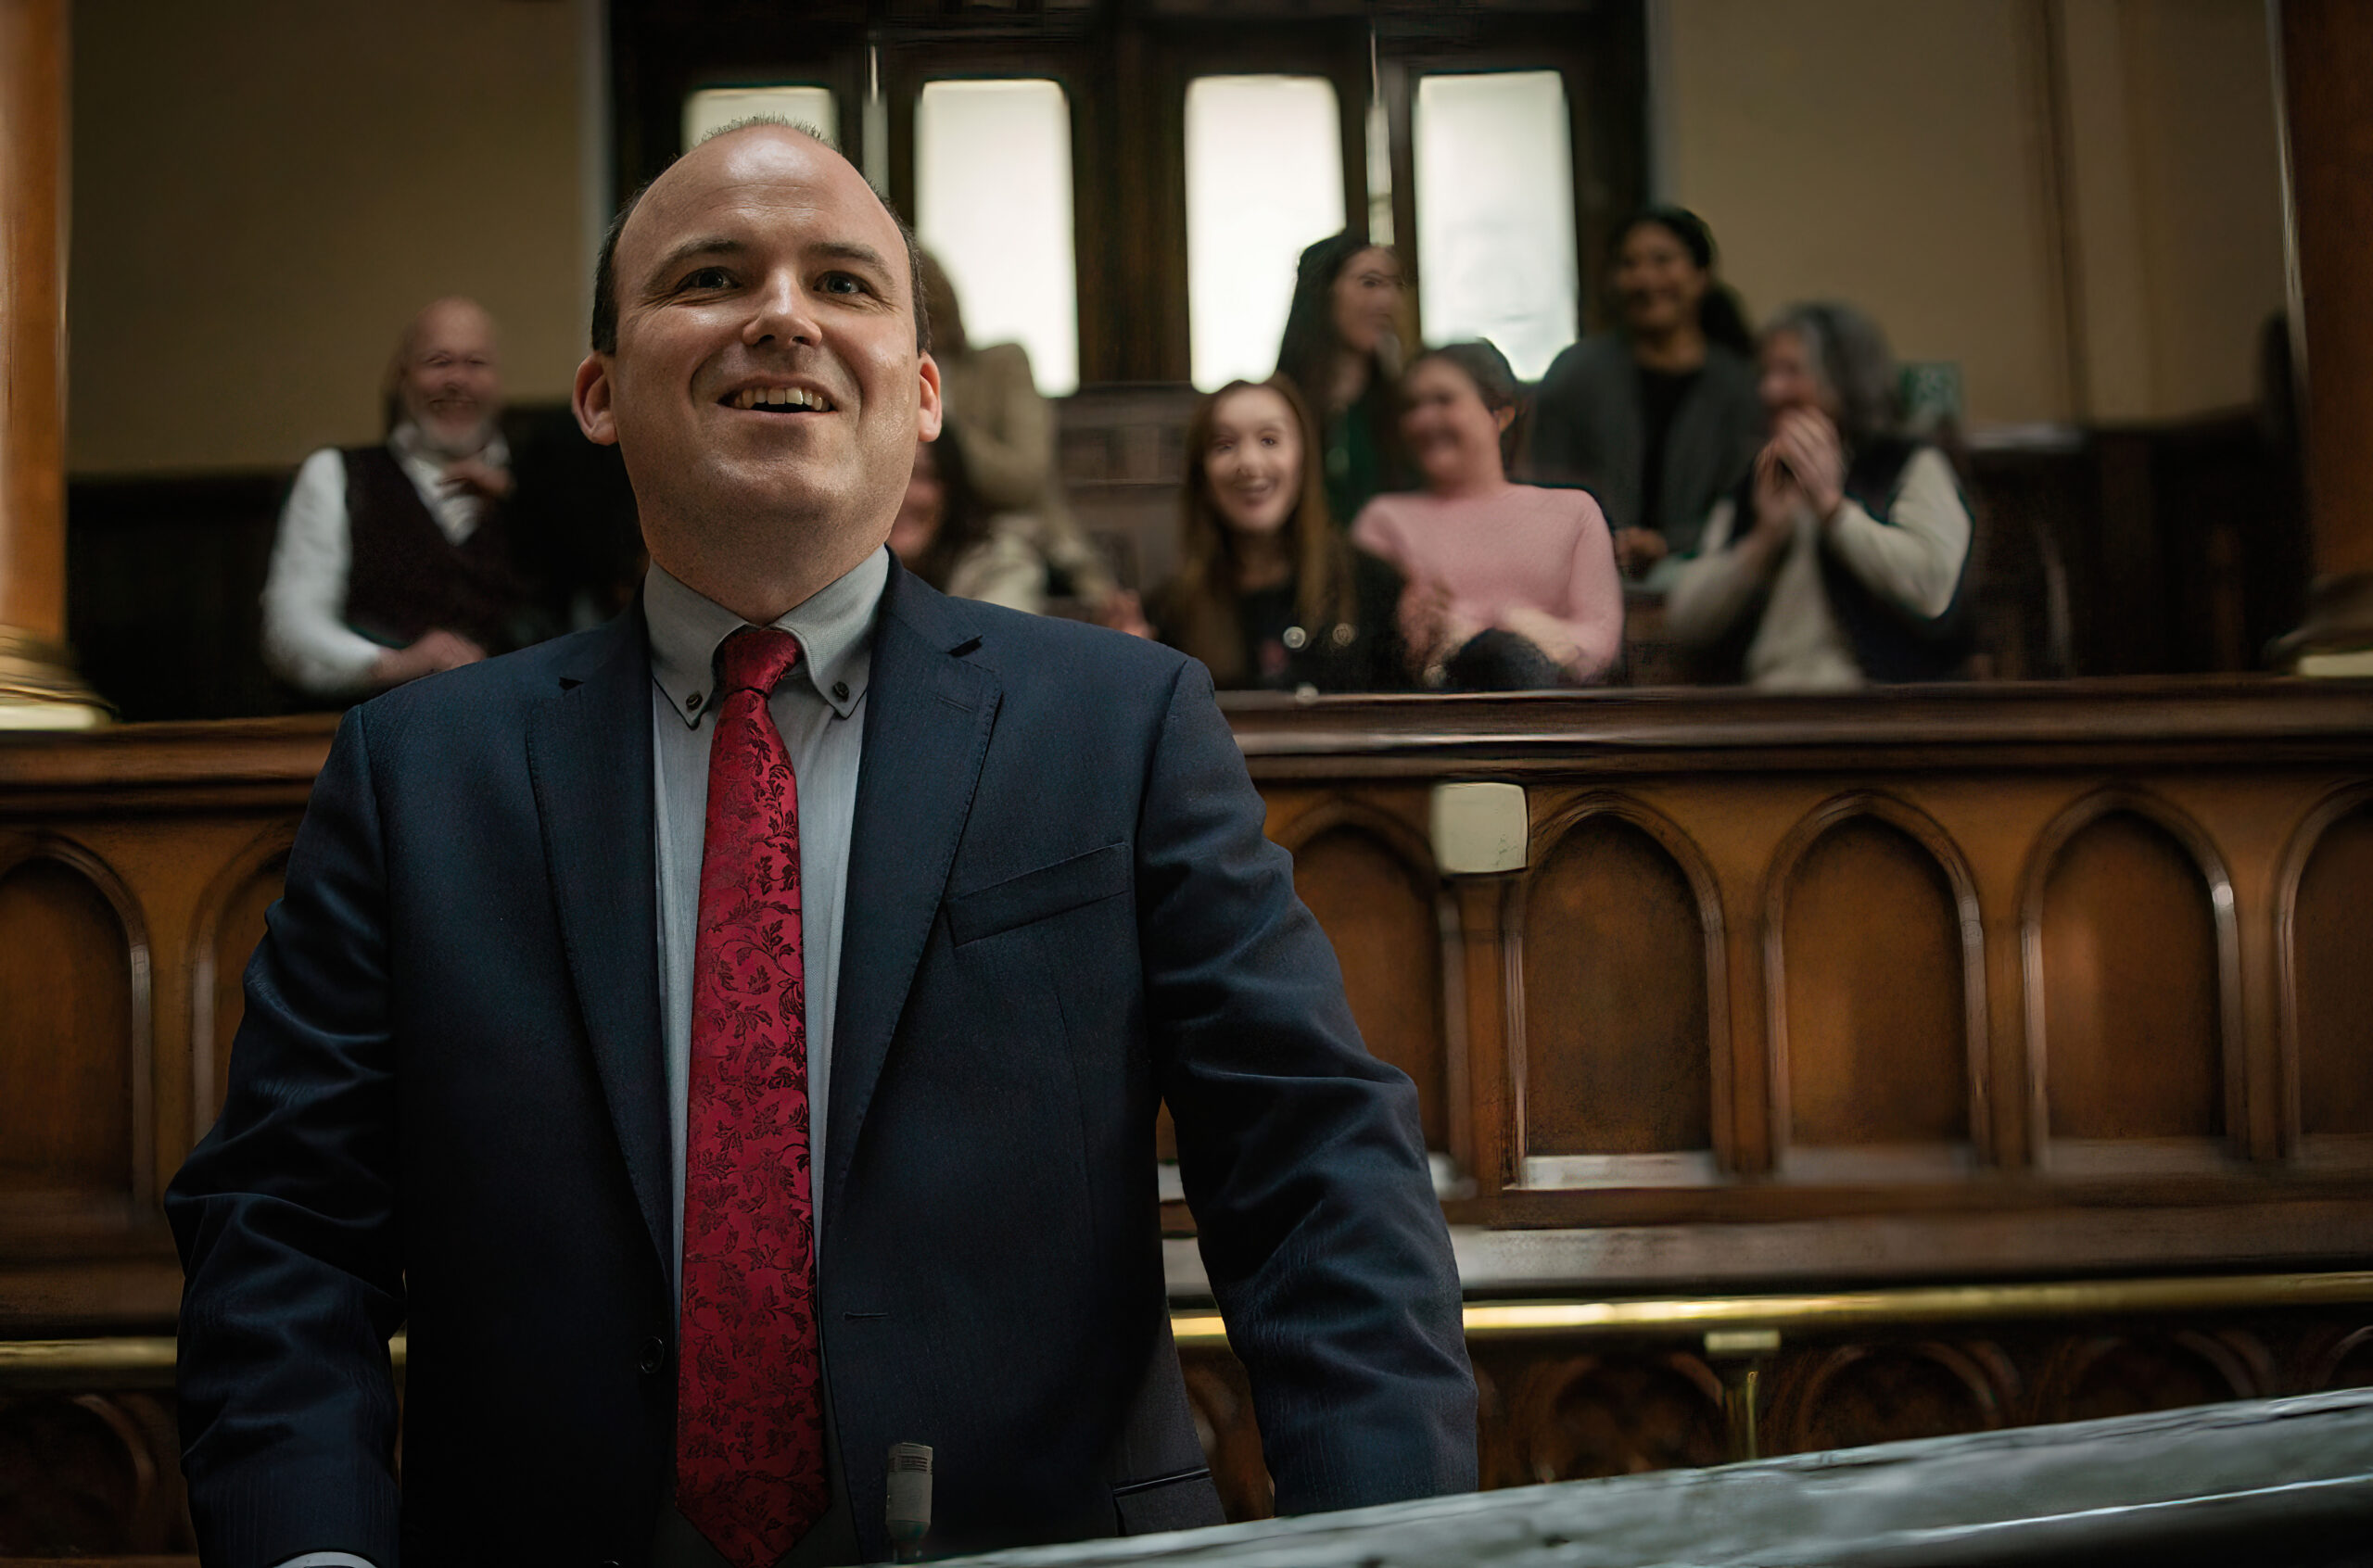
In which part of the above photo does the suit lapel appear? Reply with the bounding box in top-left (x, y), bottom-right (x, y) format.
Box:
top-left (526, 606), bottom-right (670, 1273)
top-left (827, 564), bottom-right (1001, 1222)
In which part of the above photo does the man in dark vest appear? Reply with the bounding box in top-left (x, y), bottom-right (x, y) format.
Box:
top-left (260, 297), bottom-right (539, 700)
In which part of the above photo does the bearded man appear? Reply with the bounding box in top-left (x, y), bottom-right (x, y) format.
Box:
top-left (260, 297), bottom-right (539, 698)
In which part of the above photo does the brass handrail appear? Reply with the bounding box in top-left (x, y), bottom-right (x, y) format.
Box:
top-left (1171, 1268), bottom-right (2373, 1347)
top-left (6, 1269), bottom-right (2370, 1376)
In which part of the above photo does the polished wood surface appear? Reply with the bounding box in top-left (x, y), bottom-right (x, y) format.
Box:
top-left (1234, 684), bottom-right (2373, 1246)
top-left (3, 685), bottom-right (2373, 1549)
top-left (6, 687), bottom-right (2373, 1321)
top-left (0, 0), bottom-right (69, 639)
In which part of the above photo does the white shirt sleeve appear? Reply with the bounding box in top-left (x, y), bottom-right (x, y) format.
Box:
top-left (1823, 448), bottom-right (1972, 619)
top-left (1665, 496), bottom-right (1773, 649)
top-left (260, 448), bottom-right (388, 698)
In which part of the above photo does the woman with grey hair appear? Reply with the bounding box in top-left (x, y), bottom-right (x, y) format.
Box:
top-left (1665, 302), bottom-right (1973, 688)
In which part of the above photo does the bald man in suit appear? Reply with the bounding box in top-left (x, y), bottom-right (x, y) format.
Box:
top-left (170, 121), bottom-right (1474, 1568)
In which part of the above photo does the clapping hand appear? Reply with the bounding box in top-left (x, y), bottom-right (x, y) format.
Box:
top-left (1769, 409), bottom-right (1846, 522)
top-left (1612, 526), bottom-right (1669, 578)
top-left (1749, 444), bottom-right (1804, 543)
top-left (1398, 578), bottom-right (1482, 677)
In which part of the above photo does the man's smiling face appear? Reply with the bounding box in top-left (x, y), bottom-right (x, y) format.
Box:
top-left (577, 126), bottom-right (940, 582)
top-left (397, 299), bottom-right (501, 459)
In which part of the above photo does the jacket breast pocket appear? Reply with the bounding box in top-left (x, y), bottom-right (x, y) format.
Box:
top-left (946, 841), bottom-right (1129, 947)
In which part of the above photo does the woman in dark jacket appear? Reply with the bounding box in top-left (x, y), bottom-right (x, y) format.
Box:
top-left (1526, 208), bottom-right (1764, 585)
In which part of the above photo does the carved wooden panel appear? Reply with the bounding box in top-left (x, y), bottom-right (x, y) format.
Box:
top-left (2037, 1329), bottom-right (2266, 1423)
top-left (1771, 1340), bottom-right (2014, 1453)
top-left (1521, 814), bottom-right (1712, 1159)
top-left (2037, 811), bottom-right (2224, 1143)
top-left (198, 851), bottom-right (286, 1130)
top-left (1497, 1351), bottom-right (1727, 1482)
top-left (1289, 820), bottom-right (1447, 1150)
top-left (0, 1390), bottom-right (189, 1555)
top-left (1776, 816), bottom-right (1970, 1152)
top-left (2291, 801), bottom-right (2373, 1136)
top-left (0, 854), bottom-right (139, 1202)
top-left (2307, 1325), bottom-right (2373, 1391)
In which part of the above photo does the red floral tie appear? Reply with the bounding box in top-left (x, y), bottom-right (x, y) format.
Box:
top-left (678, 626), bottom-right (828, 1568)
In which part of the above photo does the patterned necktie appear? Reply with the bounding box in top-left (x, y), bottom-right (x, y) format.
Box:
top-left (678, 626), bottom-right (828, 1568)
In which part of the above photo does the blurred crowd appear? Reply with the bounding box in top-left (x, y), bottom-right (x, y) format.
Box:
top-left (262, 206), bottom-right (1973, 703)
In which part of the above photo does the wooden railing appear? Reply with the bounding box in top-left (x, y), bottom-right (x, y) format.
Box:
top-left (6, 682), bottom-right (2373, 1321)
top-left (4, 682), bottom-right (2373, 1551)
top-left (1213, 680), bottom-right (2373, 1284)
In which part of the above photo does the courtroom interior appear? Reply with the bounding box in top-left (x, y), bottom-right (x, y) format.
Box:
top-left (5, 0), bottom-right (2373, 1558)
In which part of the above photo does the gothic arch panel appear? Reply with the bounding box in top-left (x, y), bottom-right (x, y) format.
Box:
top-left (2037, 1330), bottom-right (2265, 1423)
top-left (0, 849), bottom-right (146, 1203)
top-left (1771, 1341), bottom-right (2014, 1455)
top-left (1504, 1352), bottom-right (1727, 1482)
top-left (192, 844), bottom-right (289, 1132)
top-left (2289, 798), bottom-right (2373, 1137)
top-left (1777, 815), bottom-right (1970, 1151)
top-left (1522, 813), bottom-right (1712, 1159)
top-left (2037, 810), bottom-right (2225, 1144)
top-left (1289, 819), bottom-right (1447, 1150)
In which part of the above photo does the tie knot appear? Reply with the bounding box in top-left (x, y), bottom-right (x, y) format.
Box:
top-left (715, 626), bottom-right (803, 699)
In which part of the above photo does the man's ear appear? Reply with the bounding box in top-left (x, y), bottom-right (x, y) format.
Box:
top-left (574, 354), bottom-right (618, 446)
top-left (915, 352), bottom-right (944, 443)
top-left (1495, 404), bottom-right (1517, 435)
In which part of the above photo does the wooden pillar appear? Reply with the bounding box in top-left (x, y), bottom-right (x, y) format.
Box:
top-left (2276, 0), bottom-right (2373, 673)
top-left (0, 0), bottom-right (105, 727)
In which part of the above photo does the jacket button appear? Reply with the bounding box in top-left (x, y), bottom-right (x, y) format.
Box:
top-left (639, 1335), bottom-right (666, 1374)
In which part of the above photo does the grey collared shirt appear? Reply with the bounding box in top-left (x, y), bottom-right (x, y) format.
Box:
top-left (644, 549), bottom-right (886, 1292)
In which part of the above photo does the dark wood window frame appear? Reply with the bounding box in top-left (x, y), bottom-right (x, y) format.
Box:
top-left (607, 1), bottom-right (1645, 387)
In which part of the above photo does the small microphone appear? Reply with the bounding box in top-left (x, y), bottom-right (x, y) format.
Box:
top-left (886, 1441), bottom-right (933, 1562)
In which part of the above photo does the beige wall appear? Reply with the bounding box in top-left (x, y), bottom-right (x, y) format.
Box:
top-left (2062, 0), bottom-right (2289, 421)
top-left (1663, 0), bottom-right (2286, 425)
top-left (68, 0), bottom-right (590, 474)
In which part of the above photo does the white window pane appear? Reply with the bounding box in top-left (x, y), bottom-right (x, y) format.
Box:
top-left (917, 80), bottom-right (1079, 396)
top-left (1414, 70), bottom-right (1579, 381)
top-left (1186, 76), bottom-right (1346, 391)
top-left (683, 86), bottom-right (839, 154)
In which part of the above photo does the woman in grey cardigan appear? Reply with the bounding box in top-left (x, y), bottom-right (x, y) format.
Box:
top-left (1525, 209), bottom-right (1764, 586)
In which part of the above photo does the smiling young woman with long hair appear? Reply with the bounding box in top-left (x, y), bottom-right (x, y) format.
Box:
top-left (1351, 341), bottom-right (1623, 690)
top-left (1145, 376), bottom-right (1409, 692)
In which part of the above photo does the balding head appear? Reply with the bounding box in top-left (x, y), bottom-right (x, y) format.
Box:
top-left (590, 121), bottom-right (928, 358)
top-left (570, 118), bottom-right (944, 626)
top-left (390, 297), bottom-right (501, 458)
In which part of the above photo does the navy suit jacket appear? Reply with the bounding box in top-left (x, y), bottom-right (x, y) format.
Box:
top-left (167, 561), bottom-right (1475, 1567)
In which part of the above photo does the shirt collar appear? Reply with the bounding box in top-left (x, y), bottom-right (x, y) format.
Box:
top-left (388, 420), bottom-right (511, 471)
top-left (642, 548), bottom-right (888, 728)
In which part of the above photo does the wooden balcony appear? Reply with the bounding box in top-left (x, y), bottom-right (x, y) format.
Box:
top-left (3, 680), bottom-right (2372, 1552)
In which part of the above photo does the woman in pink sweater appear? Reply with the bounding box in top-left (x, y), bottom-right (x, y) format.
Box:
top-left (1351, 341), bottom-right (1623, 689)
